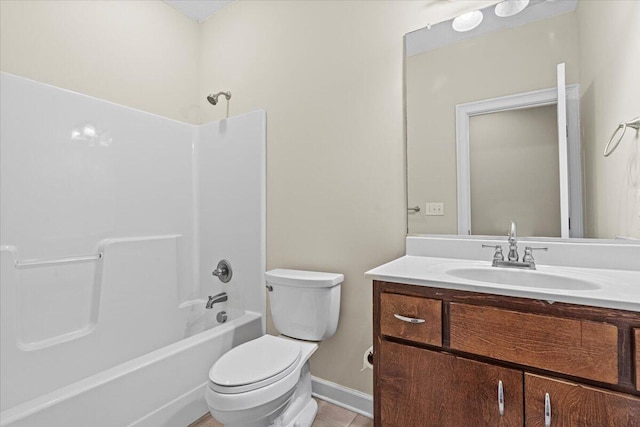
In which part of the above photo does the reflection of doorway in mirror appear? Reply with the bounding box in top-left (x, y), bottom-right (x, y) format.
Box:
top-left (469, 106), bottom-right (560, 237)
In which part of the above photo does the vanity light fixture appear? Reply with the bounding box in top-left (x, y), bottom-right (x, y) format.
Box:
top-left (452, 10), bottom-right (484, 32)
top-left (495, 0), bottom-right (530, 18)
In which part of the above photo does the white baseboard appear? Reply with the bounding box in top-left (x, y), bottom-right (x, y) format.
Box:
top-left (311, 376), bottom-right (373, 419)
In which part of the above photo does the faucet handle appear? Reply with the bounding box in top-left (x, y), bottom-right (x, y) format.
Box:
top-left (212, 259), bottom-right (233, 283)
top-left (482, 244), bottom-right (504, 262)
top-left (522, 246), bottom-right (548, 263)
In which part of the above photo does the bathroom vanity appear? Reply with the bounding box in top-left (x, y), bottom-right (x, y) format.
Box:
top-left (367, 238), bottom-right (640, 427)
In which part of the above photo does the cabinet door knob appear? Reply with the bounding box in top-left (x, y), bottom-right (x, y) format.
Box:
top-left (498, 380), bottom-right (504, 416)
top-left (393, 314), bottom-right (426, 324)
top-left (544, 392), bottom-right (552, 427)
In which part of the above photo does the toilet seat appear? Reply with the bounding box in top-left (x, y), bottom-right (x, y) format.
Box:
top-left (209, 335), bottom-right (302, 394)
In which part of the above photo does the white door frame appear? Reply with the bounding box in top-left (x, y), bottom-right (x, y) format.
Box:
top-left (455, 85), bottom-right (583, 237)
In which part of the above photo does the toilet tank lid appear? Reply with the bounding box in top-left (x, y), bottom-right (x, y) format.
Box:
top-left (266, 269), bottom-right (344, 288)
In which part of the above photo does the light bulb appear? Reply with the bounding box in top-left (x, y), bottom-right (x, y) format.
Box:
top-left (495, 0), bottom-right (530, 18)
top-left (452, 10), bottom-right (484, 32)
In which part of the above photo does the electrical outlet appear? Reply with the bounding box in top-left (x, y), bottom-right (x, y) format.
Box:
top-left (426, 202), bottom-right (444, 216)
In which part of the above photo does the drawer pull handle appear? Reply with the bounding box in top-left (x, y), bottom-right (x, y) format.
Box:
top-left (544, 392), bottom-right (551, 427)
top-left (498, 380), bottom-right (504, 416)
top-left (393, 314), bottom-right (425, 324)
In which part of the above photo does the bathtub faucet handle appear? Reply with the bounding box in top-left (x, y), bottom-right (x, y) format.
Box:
top-left (212, 259), bottom-right (232, 283)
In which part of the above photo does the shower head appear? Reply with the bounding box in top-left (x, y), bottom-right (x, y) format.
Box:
top-left (207, 91), bottom-right (231, 105)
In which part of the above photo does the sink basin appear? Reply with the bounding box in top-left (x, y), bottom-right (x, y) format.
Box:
top-left (445, 267), bottom-right (601, 290)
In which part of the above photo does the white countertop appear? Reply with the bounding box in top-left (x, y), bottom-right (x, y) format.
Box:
top-left (365, 255), bottom-right (640, 312)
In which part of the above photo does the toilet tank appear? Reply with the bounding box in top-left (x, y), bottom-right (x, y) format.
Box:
top-left (266, 269), bottom-right (343, 341)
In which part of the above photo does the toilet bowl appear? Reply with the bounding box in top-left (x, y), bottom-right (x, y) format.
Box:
top-left (206, 269), bottom-right (343, 427)
top-left (206, 335), bottom-right (318, 427)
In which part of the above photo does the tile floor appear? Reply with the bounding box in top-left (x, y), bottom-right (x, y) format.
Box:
top-left (189, 398), bottom-right (373, 427)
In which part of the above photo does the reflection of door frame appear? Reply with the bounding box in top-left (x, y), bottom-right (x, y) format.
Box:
top-left (455, 85), bottom-right (582, 237)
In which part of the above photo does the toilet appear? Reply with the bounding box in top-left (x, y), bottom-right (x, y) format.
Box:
top-left (206, 269), bottom-right (343, 427)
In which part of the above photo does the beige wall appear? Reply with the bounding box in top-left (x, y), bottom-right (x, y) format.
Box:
top-left (10, 0), bottom-right (635, 398)
top-left (0, 0), bottom-right (200, 124)
top-left (0, 0), bottom-right (525, 396)
top-left (407, 12), bottom-right (580, 235)
top-left (199, 0), bottom-right (411, 395)
top-left (1, 0), bottom-right (493, 397)
top-left (198, 0), bottom-right (496, 394)
top-left (0, 0), bottom-right (632, 397)
top-left (578, 0), bottom-right (640, 239)
top-left (470, 106), bottom-right (561, 237)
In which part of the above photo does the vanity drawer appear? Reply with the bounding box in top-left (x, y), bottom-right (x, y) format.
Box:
top-left (380, 293), bottom-right (442, 346)
top-left (450, 303), bottom-right (619, 384)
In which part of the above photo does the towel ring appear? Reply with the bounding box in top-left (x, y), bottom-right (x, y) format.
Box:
top-left (603, 117), bottom-right (640, 157)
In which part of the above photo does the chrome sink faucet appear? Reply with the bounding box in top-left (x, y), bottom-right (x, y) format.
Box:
top-left (206, 292), bottom-right (228, 309)
top-left (482, 221), bottom-right (548, 270)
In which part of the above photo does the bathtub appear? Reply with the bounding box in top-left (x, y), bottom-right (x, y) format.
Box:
top-left (0, 73), bottom-right (267, 427)
top-left (0, 309), bottom-right (262, 427)
top-left (0, 238), bottom-right (263, 427)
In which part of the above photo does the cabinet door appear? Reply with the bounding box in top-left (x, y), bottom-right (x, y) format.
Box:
top-left (525, 373), bottom-right (640, 426)
top-left (377, 340), bottom-right (523, 427)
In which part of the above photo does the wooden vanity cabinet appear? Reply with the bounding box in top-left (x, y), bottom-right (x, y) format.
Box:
top-left (374, 281), bottom-right (640, 427)
top-left (379, 340), bottom-right (523, 426)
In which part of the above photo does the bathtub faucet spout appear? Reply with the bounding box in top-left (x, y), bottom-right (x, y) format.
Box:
top-left (206, 292), bottom-right (228, 309)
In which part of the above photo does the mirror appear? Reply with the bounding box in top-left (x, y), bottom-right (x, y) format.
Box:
top-left (468, 104), bottom-right (561, 237)
top-left (405, 0), bottom-right (640, 239)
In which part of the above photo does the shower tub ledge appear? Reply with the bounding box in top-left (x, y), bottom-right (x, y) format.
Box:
top-left (0, 311), bottom-right (262, 427)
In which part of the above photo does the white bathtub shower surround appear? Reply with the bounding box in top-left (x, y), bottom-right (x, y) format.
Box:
top-left (0, 72), bottom-right (195, 278)
top-left (0, 72), bottom-right (266, 426)
top-left (196, 114), bottom-right (266, 321)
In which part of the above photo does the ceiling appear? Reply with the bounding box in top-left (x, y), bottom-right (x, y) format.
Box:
top-left (164, 0), bottom-right (236, 23)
